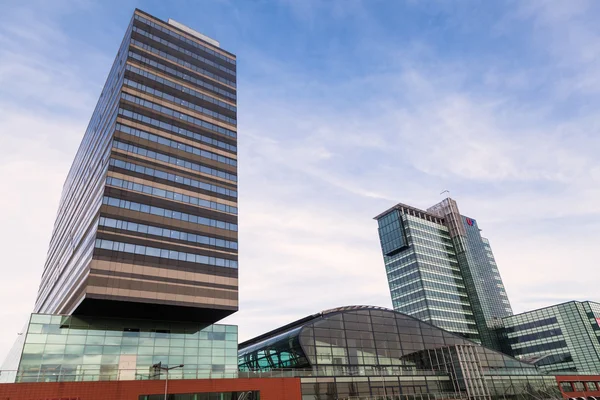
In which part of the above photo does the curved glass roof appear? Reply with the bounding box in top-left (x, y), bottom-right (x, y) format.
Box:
top-left (238, 305), bottom-right (540, 377)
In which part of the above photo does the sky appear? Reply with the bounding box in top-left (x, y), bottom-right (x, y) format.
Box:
top-left (1, 0), bottom-right (600, 362)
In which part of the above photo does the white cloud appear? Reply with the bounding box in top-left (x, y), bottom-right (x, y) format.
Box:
top-left (1, 0), bottom-right (599, 361)
top-left (0, 1), bottom-right (107, 361)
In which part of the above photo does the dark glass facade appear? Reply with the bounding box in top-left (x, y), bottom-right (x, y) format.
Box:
top-left (500, 301), bottom-right (600, 374)
top-left (375, 198), bottom-right (513, 349)
top-left (239, 306), bottom-right (560, 400)
top-left (33, 9), bottom-right (238, 324)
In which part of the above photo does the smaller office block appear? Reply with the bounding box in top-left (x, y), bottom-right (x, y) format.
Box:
top-left (500, 300), bottom-right (600, 374)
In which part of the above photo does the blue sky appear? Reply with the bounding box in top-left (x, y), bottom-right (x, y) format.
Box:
top-left (1, 0), bottom-right (600, 361)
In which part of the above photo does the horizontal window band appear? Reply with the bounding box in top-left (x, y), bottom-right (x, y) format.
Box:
top-left (120, 92), bottom-right (236, 139)
top-left (108, 158), bottom-right (236, 201)
top-left (115, 123), bottom-right (236, 166)
top-left (90, 269), bottom-right (237, 291)
top-left (117, 108), bottom-right (236, 153)
top-left (96, 229), bottom-right (237, 261)
top-left (105, 176), bottom-right (237, 215)
top-left (102, 196), bottom-right (238, 231)
top-left (93, 250), bottom-right (238, 279)
top-left (128, 49), bottom-right (235, 101)
top-left (95, 238), bottom-right (238, 268)
top-left (112, 140), bottom-right (237, 182)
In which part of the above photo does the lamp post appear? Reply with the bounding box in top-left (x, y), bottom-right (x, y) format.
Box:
top-left (152, 362), bottom-right (184, 400)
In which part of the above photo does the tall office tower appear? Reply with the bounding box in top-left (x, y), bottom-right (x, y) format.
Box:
top-left (375, 198), bottom-right (512, 348)
top-left (34, 9), bottom-right (238, 324)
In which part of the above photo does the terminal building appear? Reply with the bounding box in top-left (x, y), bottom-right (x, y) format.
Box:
top-left (374, 198), bottom-right (513, 350)
top-left (238, 306), bottom-right (561, 400)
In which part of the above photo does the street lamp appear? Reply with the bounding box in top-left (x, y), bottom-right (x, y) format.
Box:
top-left (152, 362), bottom-right (184, 400)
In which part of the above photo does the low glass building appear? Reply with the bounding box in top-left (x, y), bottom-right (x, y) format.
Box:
top-left (500, 300), bottom-right (600, 374)
top-left (238, 306), bottom-right (559, 400)
top-left (1, 313), bottom-right (238, 383)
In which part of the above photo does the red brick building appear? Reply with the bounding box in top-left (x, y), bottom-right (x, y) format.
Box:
top-left (0, 377), bottom-right (301, 400)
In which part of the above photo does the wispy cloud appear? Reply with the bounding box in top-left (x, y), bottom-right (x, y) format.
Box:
top-left (0, 0), bottom-right (113, 360)
top-left (1, 0), bottom-right (599, 358)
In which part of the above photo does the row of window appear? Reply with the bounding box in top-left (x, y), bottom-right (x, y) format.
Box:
top-left (26, 331), bottom-right (232, 346)
top-left (385, 247), bottom-right (459, 269)
top-left (126, 64), bottom-right (235, 112)
top-left (112, 140), bottom-right (237, 182)
top-left (511, 340), bottom-right (567, 355)
top-left (426, 314), bottom-right (478, 332)
top-left (102, 197), bottom-right (238, 231)
top-left (118, 108), bottom-right (236, 153)
top-left (121, 92), bottom-right (236, 139)
top-left (392, 284), bottom-right (468, 305)
top-left (406, 301), bottom-right (474, 320)
top-left (132, 26), bottom-right (235, 77)
top-left (109, 158), bottom-right (237, 198)
top-left (116, 123), bottom-right (236, 166)
top-left (106, 176), bottom-right (237, 214)
top-left (390, 271), bottom-right (464, 296)
top-left (505, 317), bottom-right (558, 333)
top-left (408, 239), bottom-right (457, 259)
top-left (133, 15), bottom-right (236, 65)
top-left (397, 288), bottom-right (469, 306)
top-left (391, 280), bottom-right (466, 303)
top-left (98, 216), bottom-right (238, 250)
top-left (128, 50), bottom-right (235, 101)
top-left (401, 297), bottom-right (472, 314)
top-left (507, 328), bottom-right (563, 344)
top-left (390, 265), bottom-right (463, 286)
top-left (386, 253), bottom-right (460, 276)
top-left (23, 344), bottom-right (235, 359)
top-left (410, 232), bottom-right (455, 252)
top-left (412, 251), bottom-right (458, 270)
top-left (95, 238), bottom-right (238, 268)
top-left (123, 78), bottom-right (236, 125)
top-left (405, 217), bottom-right (450, 236)
top-left (536, 352), bottom-right (572, 367)
top-left (131, 39), bottom-right (235, 87)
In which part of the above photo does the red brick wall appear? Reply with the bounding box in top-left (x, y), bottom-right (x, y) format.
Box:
top-left (0, 377), bottom-right (302, 400)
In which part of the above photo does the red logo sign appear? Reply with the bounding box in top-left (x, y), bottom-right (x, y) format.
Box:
top-left (466, 218), bottom-right (475, 226)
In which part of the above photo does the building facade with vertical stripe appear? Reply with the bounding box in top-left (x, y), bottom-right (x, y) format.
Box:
top-left (374, 198), bottom-right (513, 350)
top-left (34, 9), bottom-right (238, 324)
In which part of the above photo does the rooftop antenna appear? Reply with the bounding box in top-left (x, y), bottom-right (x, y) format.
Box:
top-left (440, 190), bottom-right (450, 197)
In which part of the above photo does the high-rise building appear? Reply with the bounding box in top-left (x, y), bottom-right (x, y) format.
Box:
top-left (1, 9), bottom-right (239, 383)
top-left (500, 300), bottom-right (600, 374)
top-left (374, 198), bottom-right (512, 348)
top-left (34, 9), bottom-right (238, 324)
